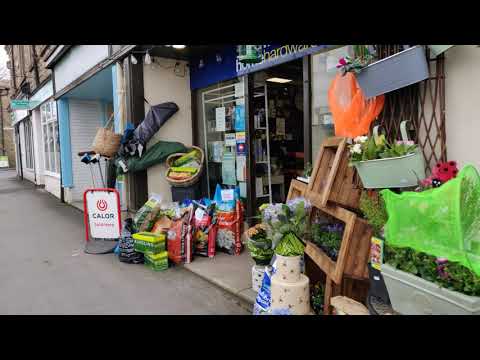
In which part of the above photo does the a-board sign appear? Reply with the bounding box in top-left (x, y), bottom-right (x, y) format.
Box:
top-left (84, 189), bottom-right (121, 239)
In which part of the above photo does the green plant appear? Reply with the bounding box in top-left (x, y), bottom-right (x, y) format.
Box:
top-left (384, 244), bottom-right (480, 297)
top-left (349, 135), bottom-right (417, 166)
top-left (274, 232), bottom-right (305, 257)
top-left (311, 222), bottom-right (343, 260)
top-left (311, 282), bottom-right (325, 315)
top-left (304, 162), bottom-right (313, 178)
top-left (359, 191), bottom-right (388, 237)
top-left (260, 197), bottom-right (311, 250)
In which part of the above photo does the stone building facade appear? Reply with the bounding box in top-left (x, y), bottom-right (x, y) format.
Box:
top-left (0, 80), bottom-right (15, 167)
top-left (5, 45), bottom-right (56, 99)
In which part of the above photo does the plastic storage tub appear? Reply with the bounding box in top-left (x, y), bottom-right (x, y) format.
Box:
top-left (382, 264), bottom-right (480, 315)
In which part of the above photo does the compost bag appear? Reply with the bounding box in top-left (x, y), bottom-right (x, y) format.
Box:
top-left (328, 72), bottom-right (385, 138)
top-left (116, 141), bottom-right (187, 175)
top-left (381, 165), bottom-right (480, 276)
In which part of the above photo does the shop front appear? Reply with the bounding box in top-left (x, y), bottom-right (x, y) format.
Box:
top-left (190, 45), bottom-right (348, 222)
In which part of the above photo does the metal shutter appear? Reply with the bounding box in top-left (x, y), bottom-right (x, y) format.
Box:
top-left (69, 100), bottom-right (107, 201)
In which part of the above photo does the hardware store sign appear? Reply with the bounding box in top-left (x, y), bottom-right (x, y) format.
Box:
top-left (236, 45), bottom-right (331, 76)
top-left (86, 190), bottom-right (121, 239)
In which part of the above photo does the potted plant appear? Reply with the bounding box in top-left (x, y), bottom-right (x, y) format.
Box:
top-left (259, 197), bottom-right (311, 279)
top-left (354, 45), bottom-right (430, 99)
top-left (349, 121), bottom-right (426, 189)
top-left (246, 223), bottom-right (274, 266)
top-left (379, 165), bottom-right (480, 314)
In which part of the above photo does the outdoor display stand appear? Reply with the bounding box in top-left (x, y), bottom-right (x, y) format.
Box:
top-left (286, 136), bottom-right (373, 314)
top-left (83, 188), bottom-right (122, 254)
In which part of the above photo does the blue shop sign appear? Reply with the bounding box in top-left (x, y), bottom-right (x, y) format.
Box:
top-left (190, 44), bottom-right (334, 90)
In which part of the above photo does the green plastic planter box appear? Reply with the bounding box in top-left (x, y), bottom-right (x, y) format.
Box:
top-left (354, 121), bottom-right (426, 189)
top-left (382, 264), bottom-right (480, 315)
top-left (355, 150), bottom-right (426, 189)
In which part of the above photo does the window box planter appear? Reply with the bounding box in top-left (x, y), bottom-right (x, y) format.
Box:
top-left (381, 264), bottom-right (480, 315)
top-left (356, 45), bottom-right (429, 99)
top-left (353, 121), bottom-right (426, 189)
top-left (354, 150), bottom-right (426, 189)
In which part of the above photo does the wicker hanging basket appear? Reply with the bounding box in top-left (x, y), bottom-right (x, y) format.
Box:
top-left (92, 112), bottom-right (122, 158)
top-left (165, 146), bottom-right (205, 188)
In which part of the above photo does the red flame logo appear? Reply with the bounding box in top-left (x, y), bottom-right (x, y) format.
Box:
top-left (97, 199), bottom-right (108, 211)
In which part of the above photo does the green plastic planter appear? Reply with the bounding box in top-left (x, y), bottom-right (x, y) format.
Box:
top-left (354, 121), bottom-right (426, 189)
top-left (355, 150), bottom-right (426, 189)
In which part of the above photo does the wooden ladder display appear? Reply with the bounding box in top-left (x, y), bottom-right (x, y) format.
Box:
top-left (287, 136), bottom-right (373, 315)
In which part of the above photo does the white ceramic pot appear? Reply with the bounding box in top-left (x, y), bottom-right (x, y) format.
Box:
top-left (252, 265), bottom-right (266, 293)
top-left (275, 255), bottom-right (301, 283)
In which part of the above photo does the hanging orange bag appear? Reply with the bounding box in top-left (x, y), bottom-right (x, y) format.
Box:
top-left (328, 72), bottom-right (385, 138)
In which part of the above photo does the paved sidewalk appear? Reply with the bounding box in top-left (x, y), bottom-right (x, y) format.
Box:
top-left (0, 170), bottom-right (250, 315)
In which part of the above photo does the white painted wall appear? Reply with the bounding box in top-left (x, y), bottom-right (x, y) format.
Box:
top-left (45, 174), bottom-right (61, 198)
top-left (143, 58), bottom-right (192, 202)
top-left (54, 46), bottom-right (109, 93)
top-left (444, 45), bottom-right (480, 170)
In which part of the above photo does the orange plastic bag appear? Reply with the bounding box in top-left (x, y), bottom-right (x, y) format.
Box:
top-left (328, 72), bottom-right (385, 138)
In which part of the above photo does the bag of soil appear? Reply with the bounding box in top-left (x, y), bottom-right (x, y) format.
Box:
top-left (133, 194), bottom-right (163, 231)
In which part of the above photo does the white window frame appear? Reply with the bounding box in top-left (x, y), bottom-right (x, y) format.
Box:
top-left (40, 101), bottom-right (60, 177)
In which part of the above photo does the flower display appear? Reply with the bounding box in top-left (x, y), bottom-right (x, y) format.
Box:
top-left (348, 134), bottom-right (418, 165)
top-left (259, 197), bottom-right (311, 255)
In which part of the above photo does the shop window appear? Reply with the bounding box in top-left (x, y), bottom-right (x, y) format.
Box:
top-left (41, 101), bottom-right (59, 175)
top-left (310, 46), bottom-right (352, 160)
top-left (196, 78), bottom-right (247, 199)
top-left (24, 119), bottom-right (34, 170)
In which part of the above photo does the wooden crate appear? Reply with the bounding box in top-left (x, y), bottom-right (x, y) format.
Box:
top-left (305, 203), bottom-right (373, 283)
top-left (305, 204), bottom-right (356, 285)
top-left (287, 179), bottom-right (308, 201)
top-left (307, 137), bottom-right (362, 210)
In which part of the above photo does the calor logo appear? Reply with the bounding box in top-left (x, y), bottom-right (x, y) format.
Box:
top-left (96, 199), bottom-right (108, 211)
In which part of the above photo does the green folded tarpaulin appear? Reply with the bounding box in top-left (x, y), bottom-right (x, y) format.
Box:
top-left (116, 141), bottom-right (188, 175)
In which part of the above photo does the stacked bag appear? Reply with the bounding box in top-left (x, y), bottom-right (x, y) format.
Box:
top-left (118, 219), bottom-right (144, 264)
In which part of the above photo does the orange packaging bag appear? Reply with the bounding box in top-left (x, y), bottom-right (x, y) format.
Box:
top-left (328, 72), bottom-right (385, 138)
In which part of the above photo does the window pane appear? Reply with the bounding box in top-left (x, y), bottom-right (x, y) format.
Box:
top-left (45, 102), bottom-right (51, 120)
top-left (55, 121), bottom-right (60, 174)
top-left (43, 124), bottom-right (50, 171)
top-left (51, 102), bottom-right (57, 119)
top-left (49, 123), bottom-right (55, 173)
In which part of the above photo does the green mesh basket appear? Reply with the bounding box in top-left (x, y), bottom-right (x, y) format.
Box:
top-left (381, 165), bottom-right (480, 275)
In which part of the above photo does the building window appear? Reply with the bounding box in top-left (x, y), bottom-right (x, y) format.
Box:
top-left (24, 119), bottom-right (34, 169)
top-left (41, 101), bottom-right (59, 174)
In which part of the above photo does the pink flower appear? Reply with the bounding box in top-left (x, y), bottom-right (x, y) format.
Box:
top-left (336, 58), bottom-right (347, 68)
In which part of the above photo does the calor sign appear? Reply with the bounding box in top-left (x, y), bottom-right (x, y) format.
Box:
top-left (85, 190), bottom-right (121, 239)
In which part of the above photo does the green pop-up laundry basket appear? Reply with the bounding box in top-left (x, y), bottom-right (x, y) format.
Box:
top-left (381, 165), bottom-right (480, 276)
